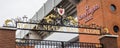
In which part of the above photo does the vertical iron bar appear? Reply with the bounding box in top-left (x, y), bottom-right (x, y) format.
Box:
top-left (61, 42), bottom-right (64, 48)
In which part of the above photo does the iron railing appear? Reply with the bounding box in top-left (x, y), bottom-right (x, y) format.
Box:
top-left (16, 38), bottom-right (103, 48)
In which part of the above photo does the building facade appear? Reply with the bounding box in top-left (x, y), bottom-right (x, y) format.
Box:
top-left (77, 0), bottom-right (120, 47)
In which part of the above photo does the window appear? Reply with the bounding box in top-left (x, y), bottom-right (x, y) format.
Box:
top-left (113, 25), bottom-right (119, 33)
top-left (110, 4), bottom-right (116, 11)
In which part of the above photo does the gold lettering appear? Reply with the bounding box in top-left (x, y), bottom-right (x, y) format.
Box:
top-left (43, 25), bottom-right (48, 30)
top-left (83, 29), bottom-right (100, 34)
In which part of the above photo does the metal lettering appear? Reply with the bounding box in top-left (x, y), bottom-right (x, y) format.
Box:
top-left (78, 4), bottom-right (100, 23)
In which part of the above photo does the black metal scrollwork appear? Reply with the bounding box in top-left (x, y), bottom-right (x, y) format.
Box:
top-left (42, 14), bottom-right (78, 26)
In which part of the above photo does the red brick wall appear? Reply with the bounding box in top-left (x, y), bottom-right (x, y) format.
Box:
top-left (0, 29), bottom-right (16, 48)
top-left (77, 0), bottom-right (103, 25)
top-left (77, 0), bottom-right (102, 43)
top-left (100, 0), bottom-right (120, 47)
top-left (16, 46), bottom-right (34, 48)
top-left (79, 34), bottom-right (100, 43)
top-left (77, 0), bottom-right (120, 45)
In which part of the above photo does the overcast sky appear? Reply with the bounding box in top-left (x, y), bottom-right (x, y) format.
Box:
top-left (0, 0), bottom-right (47, 26)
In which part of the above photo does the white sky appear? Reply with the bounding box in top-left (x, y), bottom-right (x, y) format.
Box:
top-left (0, 0), bottom-right (47, 26)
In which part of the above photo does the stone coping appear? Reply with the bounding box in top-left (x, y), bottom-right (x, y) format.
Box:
top-left (0, 27), bottom-right (16, 31)
top-left (99, 35), bottom-right (119, 39)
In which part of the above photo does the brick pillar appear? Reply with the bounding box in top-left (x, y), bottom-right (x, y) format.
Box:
top-left (0, 28), bottom-right (16, 48)
top-left (99, 35), bottom-right (118, 48)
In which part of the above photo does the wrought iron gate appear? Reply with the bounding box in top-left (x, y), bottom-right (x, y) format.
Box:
top-left (16, 38), bottom-right (102, 48)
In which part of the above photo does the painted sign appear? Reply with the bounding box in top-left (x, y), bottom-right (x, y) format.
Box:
top-left (79, 28), bottom-right (100, 34)
top-left (78, 4), bottom-right (100, 23)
